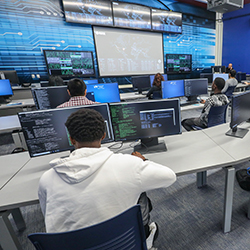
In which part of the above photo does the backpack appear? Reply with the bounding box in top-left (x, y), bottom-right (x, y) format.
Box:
top-left (236, 168), bottom-right (250, 191)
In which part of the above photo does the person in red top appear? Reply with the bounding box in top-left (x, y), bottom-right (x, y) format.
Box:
top-left (57, 78), bottom-right (98, 108)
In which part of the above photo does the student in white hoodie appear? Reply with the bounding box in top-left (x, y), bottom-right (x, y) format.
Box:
top-left (38, 108), bottom-right (176, 248)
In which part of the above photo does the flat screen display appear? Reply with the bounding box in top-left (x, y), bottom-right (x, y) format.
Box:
top-left (31, 86), bottom-right (69, 110)
top-left (149, 74), bottom-right (167, 86)
top-left (62, 0), bottom-right (113, 26)
top-left (0, 79), bottom-right (13, 97)
top-left (112, 2), bottom-right (151, 30)
top-left (43, 50), bottom-right (95, 77)
top-left (0, 70), bottom-right (20, 85)
top-left (131, 76), bottom-right (151, 93)
top-left (152, 9), bottom-right (182, 33)
top-left (213, 73), bottom-right (229, 82)
top-left (166, 54), bottom-right (192, 74)
top-left (162, 80), bottom-right (185, 99)
top-left (109, 99), bottom-right (181, 142)
top-left (93, 26), bottom-right (164, 77)
top-left (84, 79), bottom-right (98, 84)
top-left (18, 104), bottom-right (114, 157)
top-left (86, 82), bottom-right (120, 103)
top-left (184, 78), bottom-right (208, 96)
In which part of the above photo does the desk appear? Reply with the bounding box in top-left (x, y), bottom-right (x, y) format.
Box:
top-left (0, 115), bottom-right (21, 134)
top-left (120, 92), bottom-right (147, 101)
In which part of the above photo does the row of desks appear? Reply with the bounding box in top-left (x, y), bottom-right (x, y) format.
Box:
top-left (0, 122), bottom-right (250, 249)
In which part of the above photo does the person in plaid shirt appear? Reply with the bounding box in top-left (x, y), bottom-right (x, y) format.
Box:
top-left (57, 78), bottom-right (98, 108)
top-left (181, 77), bottom-right (229, 131)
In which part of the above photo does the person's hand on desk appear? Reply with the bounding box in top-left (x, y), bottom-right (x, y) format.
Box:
top-left (242, 81), bottom-right (250, 85)
top-left (131, 151), bottom-right (147, 161)
top-left (200, 99), bottom-right (206, 104)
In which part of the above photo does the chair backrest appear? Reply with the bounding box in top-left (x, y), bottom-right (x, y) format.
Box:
top-left (224, 85), bottom-right (236, 99)
top-left (207, 104), bottom-right (228, 128)
top-left (152, 90), bottom-right (162, 99)
top-left (28, 205), bottom-right (147, 250)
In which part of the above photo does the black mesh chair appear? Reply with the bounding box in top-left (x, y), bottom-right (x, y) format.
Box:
top-left (28, 205), bottom-right (147, 250)
top-left (224, 86), bottom-right (236, 101)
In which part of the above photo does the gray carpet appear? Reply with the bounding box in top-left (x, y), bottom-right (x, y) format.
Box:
top-left (3, 106), bottom-right (250, 250)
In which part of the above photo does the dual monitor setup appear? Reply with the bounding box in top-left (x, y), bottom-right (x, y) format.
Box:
top-left (18, 99), bottom-right (182, 157)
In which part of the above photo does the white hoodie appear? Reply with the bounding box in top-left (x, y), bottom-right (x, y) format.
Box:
top-left (38, 147), bottom-right (176, 233)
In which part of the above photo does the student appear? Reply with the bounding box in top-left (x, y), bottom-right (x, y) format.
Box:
top-left (146, 73), bottom-right (164, 99)
top-left (57, 78), bottom-right (97, 108)
top-left (181, 77), bottom-right (229, 131)
top-left (221, 69), bottom-right (238, 93)
top-left (225, 63), bottom-right (234, 73)
top-left (38, 108), bottom-right (176, 248)
top-left (48, 75), bottom-right (64, 86)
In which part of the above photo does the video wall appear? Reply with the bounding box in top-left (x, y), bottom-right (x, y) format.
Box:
top-left (0, 0), bottom-right (216, 83)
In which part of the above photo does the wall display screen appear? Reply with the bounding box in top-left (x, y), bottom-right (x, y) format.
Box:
top-left (166, 54), bottom-right (192, 74)
top-left (112, 2), bottom-right (151, 30)
top-left (152, 9), bottom-right (182, 33)
top-left (62, 0), bottom-right (113, 26)
top-left (93, 26), bottom-right (164, 77)
top-left (43, 50), bottom-right (95, 77)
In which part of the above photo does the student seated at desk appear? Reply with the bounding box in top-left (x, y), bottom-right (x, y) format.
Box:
top-left (181, 77), bottom-right (229, 131)
top-left (221, 69), bottom-right (238, 93)
top-left (146, 73), bottom-right (164, 99)
top-left (225, 63), bottom-right (234, 73)
top-left (48, 75), bottom-right (64, 86)
top-left (57, 78), bottom-right (97, 108)
top-left (38, 108), bottom-right (176, 249)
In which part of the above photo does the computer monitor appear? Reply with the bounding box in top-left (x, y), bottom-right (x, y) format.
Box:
top-left (84, 79), bottom-right (98, 84)
top-left (236, 72), bottom-right (246, 82)
top-left (213, 73), bottom-right (229, 82)
top-left (131, 76), bottom-right (151, 94)
top-left (226, 91), bottom-right (250, 138)
top-left (166, 54), bottom-right (192, 74)
top-left (32, 86), bottom-right (69, 110)
top-left (200, 73), bottom-right (213, 84)
top-left (109, 99), bottom-right (181, 154)
top-left (0, 79), bottom-right (13, 104)
top-left (149, 74), bottom-right (168, 86)
top-left (43, 50), bottom-right (95, 78)
top-left (0, 70), bottom-right (20, 85)
top-left (18, 104), bottom-right (114, 157)
top-left (86, 82), bottom-right (120, 103)
top-left (162, 80), bottom-right (185, 99)
top-left (184, 78), bottom-right (208, 102)
top-left (211, 66), bottom-right (226, 73)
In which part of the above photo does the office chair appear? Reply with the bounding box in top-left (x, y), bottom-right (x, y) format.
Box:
top-left (152, 90), bottom-right (162, 99)
top-left (28, 205), bottom-right (147, 250)
top-left (224, 86), bottom-right (236, 100)
top-left (192, 104), bottom-right (229, 130)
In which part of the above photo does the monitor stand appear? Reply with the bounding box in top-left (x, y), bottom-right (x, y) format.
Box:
top-left (134, 137), bottom-right (167, 154)
top-left (226, 126), bottom-right (249, 138)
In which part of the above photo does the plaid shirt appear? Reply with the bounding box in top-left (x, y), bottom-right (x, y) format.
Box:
top-left (57, 96), bottom-right (98, 108)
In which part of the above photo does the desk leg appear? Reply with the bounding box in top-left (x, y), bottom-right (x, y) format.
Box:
top-left (196, 171), bottom-right (207, 188)
top-left (0, 211), bottom-right (22, 250)
top-left (11, 208), bottom-right (26, 231)
top-left (223, 166), bottom-right (235, 233)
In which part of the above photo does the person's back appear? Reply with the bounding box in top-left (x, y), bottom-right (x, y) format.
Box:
top-left (221, 69), bottom-right (238, 93)
top-left (38, 109), bottom-right (176, 233)
top-left (57, 78), bottom-right (97, 108)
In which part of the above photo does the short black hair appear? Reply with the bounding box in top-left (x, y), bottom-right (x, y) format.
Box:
top-left (67, 78), bottom-right (86, 97)
top-left (48, 75), bottom-right (64, 86)
top-left (214, 77), bottom-right (225, 91)
top-left (230, 69), bottom-right (236, 78)
top-left (65, 108), bottom-right (105, 143)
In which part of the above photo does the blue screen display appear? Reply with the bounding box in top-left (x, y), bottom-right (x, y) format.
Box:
top-left (213, 73), bottom-right (229, 82)
top-left (150, 74), bottom-right (168, 86)
top-left (86, 82), bottom-right (120, 103)
top-left (162, 80), bottom-right (185, 99)
top-left (0, 79), bottom-right (13, 96)
top-left (84, 79), bottom-right (98, 84)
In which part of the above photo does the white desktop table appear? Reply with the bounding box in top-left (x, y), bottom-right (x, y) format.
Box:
top-left (0, 115), bottom-right (21, 134)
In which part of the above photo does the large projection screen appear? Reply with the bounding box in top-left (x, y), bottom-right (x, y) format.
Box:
top-left (93, 26), bottom-right (164, 77)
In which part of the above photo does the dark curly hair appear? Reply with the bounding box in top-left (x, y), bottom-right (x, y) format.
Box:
top-left (65, 108), bottom-right (105, 142)
top-left (214, 77), bottom-right (225, 91)
top-left (67, 78), bottom-right (86, 97)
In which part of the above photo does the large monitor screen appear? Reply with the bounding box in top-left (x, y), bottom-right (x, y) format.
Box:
top-left (213, 73), bottom-right (229, 82)
top-left (86, 82), bottom-right (120, 103)
top-left (109, 99), bottom-right (181, 142)
top-left (112, 2), bottom-right (151, 30)
top-left (31, 86), bottom-right (69, 110)
top-left (149, 74), bottom-right (167, 86)
top-left (43, 50), bottom-right (95, 77)
top-left (166, 54), bottom-right (192, 74)
top-left (62, 0), bottom-right (113, 26)
top-left (18, 104), bottom-right (114, 157)
top-left (0, 79), bottom-right (13, 97)
top-left (93, 26), bottom-right (164, 77)
top-left (151, 9), bottom-right (182, 33)
top-left (131, 76), bottom-right (151, 93)
top-left (162, 80), bottom-right (185, 99)
top-left (84, 79), bottom-right (98, 84)
top-left (184, 78), bottom-right (208, 97)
